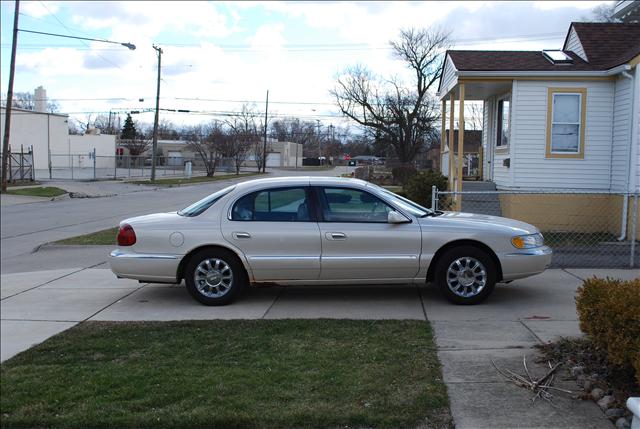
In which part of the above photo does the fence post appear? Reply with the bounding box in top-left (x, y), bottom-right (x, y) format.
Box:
top-left (20, 145), bottom-right (24, 180)
top-left (93, 148), bottom-right (96, 180)
top-left (631, 193), bottom-right (638, 268)
top-left (431, 185), bottom-right (437, 210)
top-left (30, 146), bottom-right (34, 181)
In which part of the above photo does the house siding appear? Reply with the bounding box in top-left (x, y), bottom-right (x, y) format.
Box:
top-left (440, 55), bottom-right (458, 97)
top-left (564, 27), bottom-right (587, 61)
top-left (611, 76), bottom-right (632, 192)
top-left (511, 80), bottom-right (614, 190)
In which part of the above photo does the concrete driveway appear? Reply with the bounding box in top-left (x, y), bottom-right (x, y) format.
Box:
top-left (1, 267), bottom-right (638, 428)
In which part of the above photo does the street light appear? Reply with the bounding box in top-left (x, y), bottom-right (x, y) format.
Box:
top-left (17, 29), bottom-right (136, 50)
top-left (1, 6), bottom-right (137, 191)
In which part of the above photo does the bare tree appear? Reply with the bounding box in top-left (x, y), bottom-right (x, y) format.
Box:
top-left (331, 27), bottom-right (449, 166)
top-left (589, 2), bottom-right (618, 22)
top-left (466, 102), bottom-right (483, 131)
top-left (3, 91), bottom-right (60, 112)
top-left (226, 104), bottom-right (260, 175)
top-left (185, 122), bottom-right (224, 177)
top-left (119, 137), bottom-right (151, 158)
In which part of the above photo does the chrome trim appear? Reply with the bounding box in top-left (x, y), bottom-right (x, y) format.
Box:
top-left (110, 250), bottom-right (180, 260)
top-left (321, 255), bottom-right (418, 260)
top-left (504, 247), bottom-right (553, 257)
top-left (248, 256), bottom-right (319, 261)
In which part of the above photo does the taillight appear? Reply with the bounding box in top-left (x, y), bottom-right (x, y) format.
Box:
top-left (117, 224), bottom-right (136, 246)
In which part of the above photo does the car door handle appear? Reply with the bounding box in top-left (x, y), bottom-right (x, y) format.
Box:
top-left (233, 232), bottom-right (251, 239)
top-left (325, 232), bottom-right (347, 240)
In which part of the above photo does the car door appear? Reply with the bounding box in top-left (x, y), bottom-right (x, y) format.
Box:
top-left (314, 186), bottom-right (421, 281)
top-left (221, 186), bottom-right (321, 281)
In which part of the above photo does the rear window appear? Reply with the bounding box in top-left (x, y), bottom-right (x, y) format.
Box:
top-left (178, 186), bottom-right (235, 217)
top-left (231, 187), bottom-right (311, 222)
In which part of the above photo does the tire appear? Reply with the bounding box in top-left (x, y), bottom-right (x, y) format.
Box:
top-left (435, 245), bottom-right (497, 305)
top-left (184, 249), bottom-right (247, 306)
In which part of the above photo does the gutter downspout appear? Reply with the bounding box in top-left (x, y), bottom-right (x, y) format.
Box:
top-left (619, 66), bottom-right (638, 240)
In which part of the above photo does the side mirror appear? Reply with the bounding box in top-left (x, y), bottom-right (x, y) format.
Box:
top-left (388, 210), bottom-right (410, 224)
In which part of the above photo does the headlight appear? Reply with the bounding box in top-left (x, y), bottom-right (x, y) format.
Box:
top-left (511, 233), bottom-right (544, 249)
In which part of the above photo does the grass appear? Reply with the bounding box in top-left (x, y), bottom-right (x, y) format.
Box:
top-left (0, 320), bottom-right (451, 429)
top-left (54, 227), bottom-right (118, 245)
top-left (128, 172), bottom-right (264, 187)
top-left (2, 186), bottom-right (67, 198)
top-left (7, 180), bottom-right (41, 187)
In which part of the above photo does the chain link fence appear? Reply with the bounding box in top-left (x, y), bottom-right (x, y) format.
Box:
top-left (433, 189), bottom-right (639, 269)
top-left (42, 153), bottom-right (241, 181)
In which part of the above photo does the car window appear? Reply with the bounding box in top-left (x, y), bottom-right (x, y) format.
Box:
top-left (319, 187), bottom-right (392, 223)
top-left (178, 185), bottom-right (235, 217)
top-left (231, 187), bottom-right (312, 222)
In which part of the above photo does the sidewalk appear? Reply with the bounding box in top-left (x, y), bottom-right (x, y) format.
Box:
top-left (1, 267), bottom-right (638, 428)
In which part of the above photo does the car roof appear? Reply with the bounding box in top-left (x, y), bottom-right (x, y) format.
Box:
top-left (233, 176), bottom-right (372, 191)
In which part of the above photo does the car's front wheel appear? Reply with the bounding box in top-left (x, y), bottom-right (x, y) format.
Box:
top-left (185, 249), bottom-right (246, 306)
top-left (435, 245), bottom-right (497, 305)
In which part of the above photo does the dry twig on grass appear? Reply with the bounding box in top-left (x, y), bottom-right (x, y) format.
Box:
top-left (491, 356), bottom-right (574, 406)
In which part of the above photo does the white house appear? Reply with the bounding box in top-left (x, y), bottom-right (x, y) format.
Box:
top-left (437, 21), bottom-right (640, 238)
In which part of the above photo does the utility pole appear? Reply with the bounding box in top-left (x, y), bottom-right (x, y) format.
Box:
top-left (316, 119), bottom-right (322, 164)
top-left (1, 0), bottom-right (19, 192)
top-left (151, 44), bottom-right (162, 181)
top-left (262, 90), bottom-right (269, 173)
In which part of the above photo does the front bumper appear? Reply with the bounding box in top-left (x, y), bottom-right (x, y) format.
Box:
top-left (109, 249), bottom-right (181, 283)
top-left (499, 246), bottom-right (552, 281)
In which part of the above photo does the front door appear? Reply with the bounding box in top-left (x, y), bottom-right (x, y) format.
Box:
top-left (314, 186), bottom-right (421, 281)
top-left (222, 186), bottom-right (321, 281)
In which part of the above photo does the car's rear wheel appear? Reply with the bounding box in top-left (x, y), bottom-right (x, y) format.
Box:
top-left (435, 245), bottom-right (497, 305)
top-left (185, 249), bottom-right (246, 306)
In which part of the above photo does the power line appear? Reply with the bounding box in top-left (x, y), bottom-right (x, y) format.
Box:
top-left (34, 1), bottom-right (126, 71)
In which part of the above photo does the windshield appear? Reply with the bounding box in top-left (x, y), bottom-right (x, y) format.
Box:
top-left (178, 186), bottom-right (236, 217)
top-left (372, 186), bottom-right (433, 217)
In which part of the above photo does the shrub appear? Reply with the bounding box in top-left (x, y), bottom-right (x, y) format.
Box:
top-left (391, 165), bottom-right (418, 186)
top-left (575, 277), bottom-right (640, 381)
top-left (403, 170), bottom-right (448, 209)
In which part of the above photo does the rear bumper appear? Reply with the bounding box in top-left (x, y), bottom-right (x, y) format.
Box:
top-left (109, 249), bottom-right (181, 283)
top-left (499, 246), bottom-right (552, 281)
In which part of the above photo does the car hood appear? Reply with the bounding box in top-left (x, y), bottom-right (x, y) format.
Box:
top-left (420, 211), bottom-right (539, 235)
top-left (121, 211), bottom-right (182, 227)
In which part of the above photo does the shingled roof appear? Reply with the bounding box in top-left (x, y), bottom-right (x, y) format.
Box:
top-left (567, 22), bottom-right (640, 69)
top-left (445, 22), bottom-right (640, 73)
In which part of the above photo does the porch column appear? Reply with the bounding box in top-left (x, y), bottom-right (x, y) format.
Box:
top-left (457, 83), bottom-right (465, 211)
top-left (440, 99), bottom-right (446, 174)
top-left (448, 93), bottom-right (455, 193)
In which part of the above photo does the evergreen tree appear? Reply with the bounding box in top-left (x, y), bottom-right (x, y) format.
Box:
top-left (121, 114), bottom-right (137, 139)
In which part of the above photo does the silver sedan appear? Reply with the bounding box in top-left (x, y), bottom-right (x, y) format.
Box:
top-left (110, 177), bottom-right (551, 305)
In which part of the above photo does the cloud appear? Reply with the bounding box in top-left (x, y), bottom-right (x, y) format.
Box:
top-left (21, 1), bottom-right (61, 18)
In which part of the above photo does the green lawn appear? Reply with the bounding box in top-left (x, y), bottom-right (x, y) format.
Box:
top-left (0, 320), bottom-right (451, 429)
top-left (3, 186), bottom-right (67, 198)
top-left (54, 227), bottom-right (118, 245)
top-left (128, 172), bottom-right (264, 187)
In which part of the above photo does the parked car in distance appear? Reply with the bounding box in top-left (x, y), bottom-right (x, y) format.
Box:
top-left (110, 177), bottom-right (552, 305)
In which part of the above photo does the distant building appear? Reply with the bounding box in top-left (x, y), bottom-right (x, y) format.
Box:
top-left (1, 87), bottom-right (116, 179)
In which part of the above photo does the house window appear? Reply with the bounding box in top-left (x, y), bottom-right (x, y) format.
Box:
top-left (496, 99), bottom-right (510, 147)
top-left (546, 88), bottom-right (586, 159)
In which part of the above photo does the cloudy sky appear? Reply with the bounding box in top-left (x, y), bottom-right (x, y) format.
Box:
top-left (0, 1), bottom-right (608, 131)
